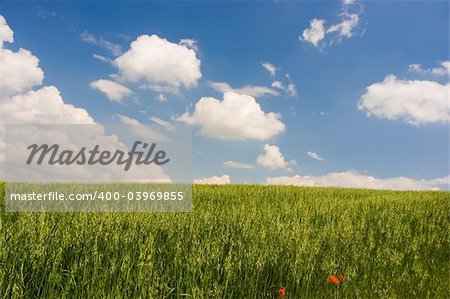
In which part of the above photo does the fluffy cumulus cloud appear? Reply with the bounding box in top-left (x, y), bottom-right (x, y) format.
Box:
top-left (115, 34), bottom-right (201, 94)
top-left (0, 48), bottom-right (44, 97)
top-left (176, 92), bottom-right (285, 140)
top-left (208, 81), bottom-right (278, 98)
top-left (266, 171), bottom-right (449, 191)
top-left (408, 61), bottom-right (450, 77)
top-left (256, 144), bottom-right (295, 170)
top-left (223, 160), bottom-right (254, 169)
top-left (358, 75), bottom-right (449, 125)
top-left (0, 15), bottom-right (93, 125)
top-left (0, 16), bottom-right (171, 183)
top-left (0, 15), bottom-right (94, 173)
top-left (90, 79), bottom-right (133, 102)
top-left (1, 86), bottom-right (94, 124)
top-left (194, 174), bottom-right (230, 185)
top-left (307, 151), bottom-right (324, 161)
top-left (0, 15), bottom-right (13, 47)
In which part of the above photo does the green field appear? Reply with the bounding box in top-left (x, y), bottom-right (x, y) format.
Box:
top-left (0, 183), bottom-right (449, 298)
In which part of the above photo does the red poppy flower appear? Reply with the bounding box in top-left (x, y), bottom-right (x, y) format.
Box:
top-left (277, 288), bottom-right (286, 296)
top-left (329, 275), bottom-right (340, 286)
top-left (338, 274), bottom-right (344, 282)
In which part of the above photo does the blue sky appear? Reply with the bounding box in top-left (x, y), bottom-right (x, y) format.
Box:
top-left (0, 1), bottom-right (448, 189)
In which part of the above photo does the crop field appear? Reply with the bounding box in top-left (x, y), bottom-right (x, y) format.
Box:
top-left (0, 183), bottom-right (448, 298)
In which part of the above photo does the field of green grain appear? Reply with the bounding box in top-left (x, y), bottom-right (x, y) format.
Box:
top-left (0, 183), bottom-right (448, 298)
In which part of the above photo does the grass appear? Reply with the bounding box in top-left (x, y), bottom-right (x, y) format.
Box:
top-left (0, 182), bottom-right (449, 298)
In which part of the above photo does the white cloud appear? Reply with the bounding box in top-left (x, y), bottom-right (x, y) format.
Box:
top-left (0, 15), bottom-right (14, 47)
top-left (286, 83), bottom-right (297, 97)
top-left (408, 61), bottom-right (450, 77)
top-left (269, 76), bottom-right (297, 97)
top-left (266, 171), bottom-right (449, 191)
top-left (271, 81), bottom-right (285, 89)
top-left (80, 32), bottom-right (123, 56)
top-left (140, 84), bottom-right (178, 95)
top-left (176, 91), bottom-right (285, 140)
top-left (90, 79), bottom-right (133, 102)
top-left (300, 1), bottom-right (363, 48)
top-left (261, 62), bottom-right (277, 76)
top-left (148, 116), bottom-right (175, 131)
top-left (223, 160), bottom-right (254, 169)
top-left (1, 86), bottom-right (95, 124)
top-left (116, 114), bottom-right (168, 141)
top-left (0, 15), bottom-right (170, 183)
top-left (115, 34), bottom-right (201, 94)
top-left (408, 64), bottom-right (421, 72)
top-left (358, 75), bottom-right (449, 125)
top-left (156, 94), bottom-right (167, 102)
top-left (307, 151), bottom-right (324, 161)
top-left (0, 47), bottom-right (44, 97)
top-left (194, 174), bottom-right (230, 184)
top-left (36, 6), bottom-right (59, 19)
top-left (432, 63), bottom-right (449, 76)
top-left (256, 144), bottom-right (295, 170)
top-left (92, 54), bottom-right (114, 65)
top-left (0, 15), bottom-right (94, 171)
top-left (179, 38), bottom-right (198, 51)
top-left (327, 13), bottom-right (359, 39)
top-left (208, 81), bottom-right (278, 97)
top-left (285, 74), bottom-right (297, 97)
top-left (116, 115), bottom-right (140, 125)
top-left (0, 15), bottom-right (93, 125)
top-left (300, 18), bottom-right (326, 47)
